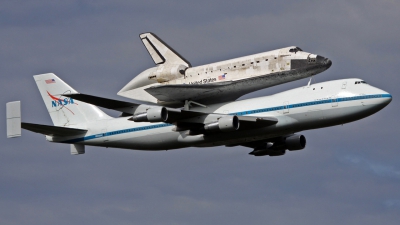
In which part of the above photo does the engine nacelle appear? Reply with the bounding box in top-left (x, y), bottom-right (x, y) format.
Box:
top-left (131, 107), bottom-right (168, 122)
top-left (148, 64), bottom-right (188, 83)
top-left (249, 134), bottom-right (306, 156)
top-left (285, 134), bottom-right (306, 150)
top-left (249, 142), bottom-right (286, 156)
top-left (204, 116), bottom-right (240, 132)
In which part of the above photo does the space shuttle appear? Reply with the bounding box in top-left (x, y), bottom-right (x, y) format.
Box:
top-left (118, 32), bottom-right (332, 106)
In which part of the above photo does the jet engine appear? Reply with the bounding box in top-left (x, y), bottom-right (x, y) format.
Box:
top-left (131, 107), bottom-right (168, 122)
top-left (285, 134), bottom-right (306, 150)
top-left (148, 64), bottom-right (188, 83)
top-left (249, 134), bottom-right (306, 156)
top-left (204, 116), bottom-right (240, 132)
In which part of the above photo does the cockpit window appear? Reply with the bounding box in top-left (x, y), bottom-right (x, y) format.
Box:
top-left (289, 47), bottom-right (303, 53)
top-left (355, 81), bottom-right (367, 84)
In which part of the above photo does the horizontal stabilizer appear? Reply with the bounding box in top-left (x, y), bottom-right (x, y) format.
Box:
top-left (22, 122), bottom-right (87, 136)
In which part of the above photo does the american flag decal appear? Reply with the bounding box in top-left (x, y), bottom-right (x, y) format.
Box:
top-left (218, 74), bottom-right (226, 80)
top-left (45, 79), bottom-right (56, 84)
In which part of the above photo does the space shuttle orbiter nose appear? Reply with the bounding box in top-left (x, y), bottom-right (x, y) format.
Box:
top-left (316, 55), bottom-right (332, 67)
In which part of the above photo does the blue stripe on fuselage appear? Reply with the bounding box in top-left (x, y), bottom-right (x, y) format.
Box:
top-left (63, 94), bottom-right (391, 143)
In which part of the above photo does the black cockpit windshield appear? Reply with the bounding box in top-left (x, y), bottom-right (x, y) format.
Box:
top-left (289, 47), bottom-right (303, 53)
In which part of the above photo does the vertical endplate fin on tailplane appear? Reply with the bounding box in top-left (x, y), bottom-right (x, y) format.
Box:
top-left (6, 101), bottom-right (21, 138)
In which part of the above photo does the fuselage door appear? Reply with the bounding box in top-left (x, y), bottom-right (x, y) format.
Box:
top-left (341, 81), bottom-right (347, 89)
top-left (283, 101), bottom-right (289, 114)
top-left (101, 128), bottom-right (108, 142)
top-left (331, 96), bottom-right (338, 107)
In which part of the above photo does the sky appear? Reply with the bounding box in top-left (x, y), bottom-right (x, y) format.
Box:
top-left (1, 0), bottom-right (400, 224)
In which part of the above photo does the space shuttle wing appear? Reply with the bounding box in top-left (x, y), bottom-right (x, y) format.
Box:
top-left (144, 81), bottom-right (243, 103)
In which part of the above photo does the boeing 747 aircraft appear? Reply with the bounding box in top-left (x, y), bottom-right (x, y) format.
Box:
top-left (118, 33), bottom-right (332, 106)
top-left (7, 73), bottom-right (391, 157)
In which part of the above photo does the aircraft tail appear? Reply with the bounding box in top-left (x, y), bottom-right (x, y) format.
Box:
top-left (34, 73), bottom-right (111, 127)
top-left (140, 32), bottom-right (191, 67)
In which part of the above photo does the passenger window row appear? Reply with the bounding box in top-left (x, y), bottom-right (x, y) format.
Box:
top-left (233, 94), bottom-right (383, 115)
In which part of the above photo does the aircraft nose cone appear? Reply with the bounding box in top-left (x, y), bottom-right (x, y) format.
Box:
top-left (380, 93), bottom-right (392, 106)
top-left (316, 55), bottom-right (332, 68)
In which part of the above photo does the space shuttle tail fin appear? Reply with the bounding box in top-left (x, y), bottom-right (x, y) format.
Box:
top-left (140, 32), bottom-right (191, 67)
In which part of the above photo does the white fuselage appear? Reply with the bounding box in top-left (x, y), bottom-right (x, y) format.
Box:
top-left (49, 78), bottom-right (391, 150)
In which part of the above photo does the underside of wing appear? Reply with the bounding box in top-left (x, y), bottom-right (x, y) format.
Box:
top-left (145, 71), bottom-right (299, 104)
top-left (22, 122), bottom-right (87, 136)
top-left (144, 81), bottom-right (242, 103)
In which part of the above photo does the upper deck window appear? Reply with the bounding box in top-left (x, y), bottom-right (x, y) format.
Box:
top-left (355, 81), bottom-right (367, 84)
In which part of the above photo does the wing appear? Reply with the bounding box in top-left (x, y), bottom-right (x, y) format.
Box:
top-left (63, 93), bottom-right (138, 109)
top-left (62, 93), bottom-right (278, 133)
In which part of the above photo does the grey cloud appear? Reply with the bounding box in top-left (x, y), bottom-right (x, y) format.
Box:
top-left (340, 155), bottom-right (400, 179)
